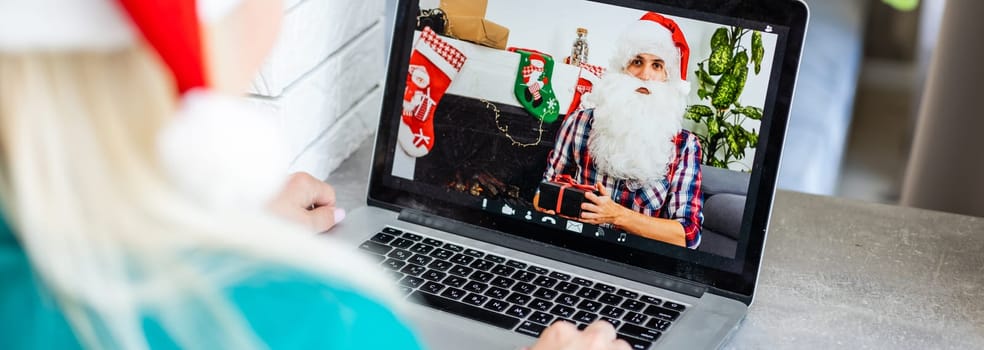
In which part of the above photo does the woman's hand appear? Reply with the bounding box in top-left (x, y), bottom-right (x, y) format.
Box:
top-left (527, 321), bottom-right (631, 350)
top-left (580, 184), bottom-right (626, 226)
top-left (267, 172), bottom-right (345, 232)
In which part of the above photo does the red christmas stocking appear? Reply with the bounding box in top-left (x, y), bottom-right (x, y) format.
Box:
top-left (399, 27), bottom-right (467, 157)
top-left (565, 63), bottom-right (606, 117)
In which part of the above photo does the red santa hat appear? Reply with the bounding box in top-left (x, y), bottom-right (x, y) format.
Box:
top-left (0, 0), bottom-right (244, 93)
top-left (529, 53), bottom-right (545, 69)
top-left (610, 12), bottom-right (691, 92)
top-left (0, 0), bottom-right (290, 211)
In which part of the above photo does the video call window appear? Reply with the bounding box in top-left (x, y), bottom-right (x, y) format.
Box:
top-left (390, 0), bottom-right (780, 259)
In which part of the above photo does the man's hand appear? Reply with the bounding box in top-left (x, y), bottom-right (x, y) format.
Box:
top-left (267, 172), bottom-right (345, 233)
top-left (527, 321), bottom-right (631, 350)
top-left (533, 191), bottom-right (557, 215)
top-left (580, 183), bottom-right (627, 226)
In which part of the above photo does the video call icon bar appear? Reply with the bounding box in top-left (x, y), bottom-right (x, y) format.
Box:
top-left (479, 197), bottom-right (630, 246)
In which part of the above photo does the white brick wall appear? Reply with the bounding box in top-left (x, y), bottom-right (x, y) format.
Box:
top-left (249, 0), bottom-right (386, 180)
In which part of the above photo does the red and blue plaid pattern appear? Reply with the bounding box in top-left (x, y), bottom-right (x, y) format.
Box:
top-left (543, 109), bottom-right (704, 248)
top-left (420, 27), bottom-right (465, 72)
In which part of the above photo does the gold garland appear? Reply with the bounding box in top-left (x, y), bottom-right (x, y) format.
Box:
top-left (481, 99), bottom-right (545, 148)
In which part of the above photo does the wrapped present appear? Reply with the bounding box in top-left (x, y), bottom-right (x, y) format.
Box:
top-left (440, 0), bottom-right (487, 18)
top-left (446, 16), bottom-right (509, 50)
top-left (439, 0), bottom-right (508, 50)
top-left (535, 175), bottom-right (598, 218)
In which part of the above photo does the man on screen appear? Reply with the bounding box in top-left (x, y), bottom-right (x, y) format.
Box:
top-left (538, 12), bottom-right (703, 248)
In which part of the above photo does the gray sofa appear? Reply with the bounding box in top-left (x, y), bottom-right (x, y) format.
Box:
top-left (698, 166), bottom-right (750, 258)
top-left (776, 0), bottom-right (870, 194)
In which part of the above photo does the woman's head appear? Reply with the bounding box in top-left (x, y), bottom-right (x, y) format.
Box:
top-left (0, 1), bottom-right (396, 348)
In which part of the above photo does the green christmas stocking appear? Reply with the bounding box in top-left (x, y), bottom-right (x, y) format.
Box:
top-left (510, 48), bottom-right (560, 123)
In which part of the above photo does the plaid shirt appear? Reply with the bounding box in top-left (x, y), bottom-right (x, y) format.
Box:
top-left (543, 109), bottom-right (704, 249)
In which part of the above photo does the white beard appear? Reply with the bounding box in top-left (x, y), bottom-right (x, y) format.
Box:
top-left (584, 73), bottom-right (687, 187)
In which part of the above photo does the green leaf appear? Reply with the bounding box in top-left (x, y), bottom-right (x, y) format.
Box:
top-left (711, 27), bottom-right (730, 49)
top-left (696, 63), bottom-right (716, 89)
top-left (744, 128), bottom-right (759, 148)
top-left (688, 105), bottom-right (714, 118)
top-left (711, 71), bottom-right (738, 109)
top-left (685, 105), bottom-right (714, 124)
top-left (727, 133), bottom-right (742, 157)
top-left (727, 126), bottom-right (749, 160)
top-left (708, 28), bottom-right (731, 75)
top-left (707, 116), bottom-right (720, 135)
top-left (709, 49), bottom-right (731, 76)
top-left (731, 50), bottom-right (750, 105)
top-left (711, 50), bottom-right (751, 110)
top-left (684, 110), bottom-right (700, 123)
top-left (732, 50), bottom-right (749, 74)
top-left (695, 63), bottom-right (715, 101)
top-left (751, 31), bottom-right (764, 74)
top-left (733, 106), bottom-right (763, 120)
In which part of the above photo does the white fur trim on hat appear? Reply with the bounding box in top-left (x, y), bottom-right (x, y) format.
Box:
top-left (0, 0), bottom-right (136, 52)
top-left (158, 90), bottom-right (289, 211)
top-left (610, 19), bottom-right (683, 83)
top-left (0, 0), bottom-right (245, 52)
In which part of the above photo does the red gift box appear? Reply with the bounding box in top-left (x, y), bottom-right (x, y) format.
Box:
top-left (535, 175), bottom-right (598, 218)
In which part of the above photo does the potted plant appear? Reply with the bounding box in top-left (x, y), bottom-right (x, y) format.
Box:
top-left (686, 26), bottom-right (765, 170)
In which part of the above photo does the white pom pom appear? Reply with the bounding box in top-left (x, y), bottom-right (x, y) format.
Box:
top-left (157, 90), bottom-right (288, 211)
top-left (676, 80), bottom-right (692, 96)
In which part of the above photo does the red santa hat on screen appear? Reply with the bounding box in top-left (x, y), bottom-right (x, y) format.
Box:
top-left (0, 0), bottom-right (289, 211)
top-left (530, 54), bottom-right (545, 69)
top-left (610, 12), bottom-right (691, 94)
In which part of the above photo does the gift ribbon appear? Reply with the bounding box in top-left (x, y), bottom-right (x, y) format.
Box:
top-left (551, 175), bottom-right (595, 214)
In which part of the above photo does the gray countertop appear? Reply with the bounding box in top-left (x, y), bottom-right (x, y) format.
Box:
top-left (326, 140), bottom-right (984, 349)
top-left (728, 192), bottom-right (983, 349)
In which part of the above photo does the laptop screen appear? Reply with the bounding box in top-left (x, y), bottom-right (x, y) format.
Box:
top-left (371, 0), bottom-right (806, 300)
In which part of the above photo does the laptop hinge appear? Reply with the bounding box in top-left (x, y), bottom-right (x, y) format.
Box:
top-left (399, 209), bottom-right (708, 299)
top-left (708, 287), bottom-right (753, 306)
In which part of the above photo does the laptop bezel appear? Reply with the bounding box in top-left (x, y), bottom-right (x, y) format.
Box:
top-left (368, 0), bottom-right (808, 304)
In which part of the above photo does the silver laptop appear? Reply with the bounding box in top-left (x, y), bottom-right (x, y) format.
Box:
top-left (332, 0), bottom-right (807, 348)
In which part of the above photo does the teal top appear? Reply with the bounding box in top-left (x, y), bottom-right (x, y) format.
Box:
top-left (0, 213), bottom-right (423, 349)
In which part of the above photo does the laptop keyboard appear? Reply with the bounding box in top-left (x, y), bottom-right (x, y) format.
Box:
top-left (359, 226), bottom-right (688, 350)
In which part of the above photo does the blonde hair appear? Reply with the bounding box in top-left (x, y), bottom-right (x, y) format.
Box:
top-left (0, 46), bottom-right (396, 349)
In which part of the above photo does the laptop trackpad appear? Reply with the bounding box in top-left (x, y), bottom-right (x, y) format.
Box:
top-left (406, 304), bottom-right (533, 350)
